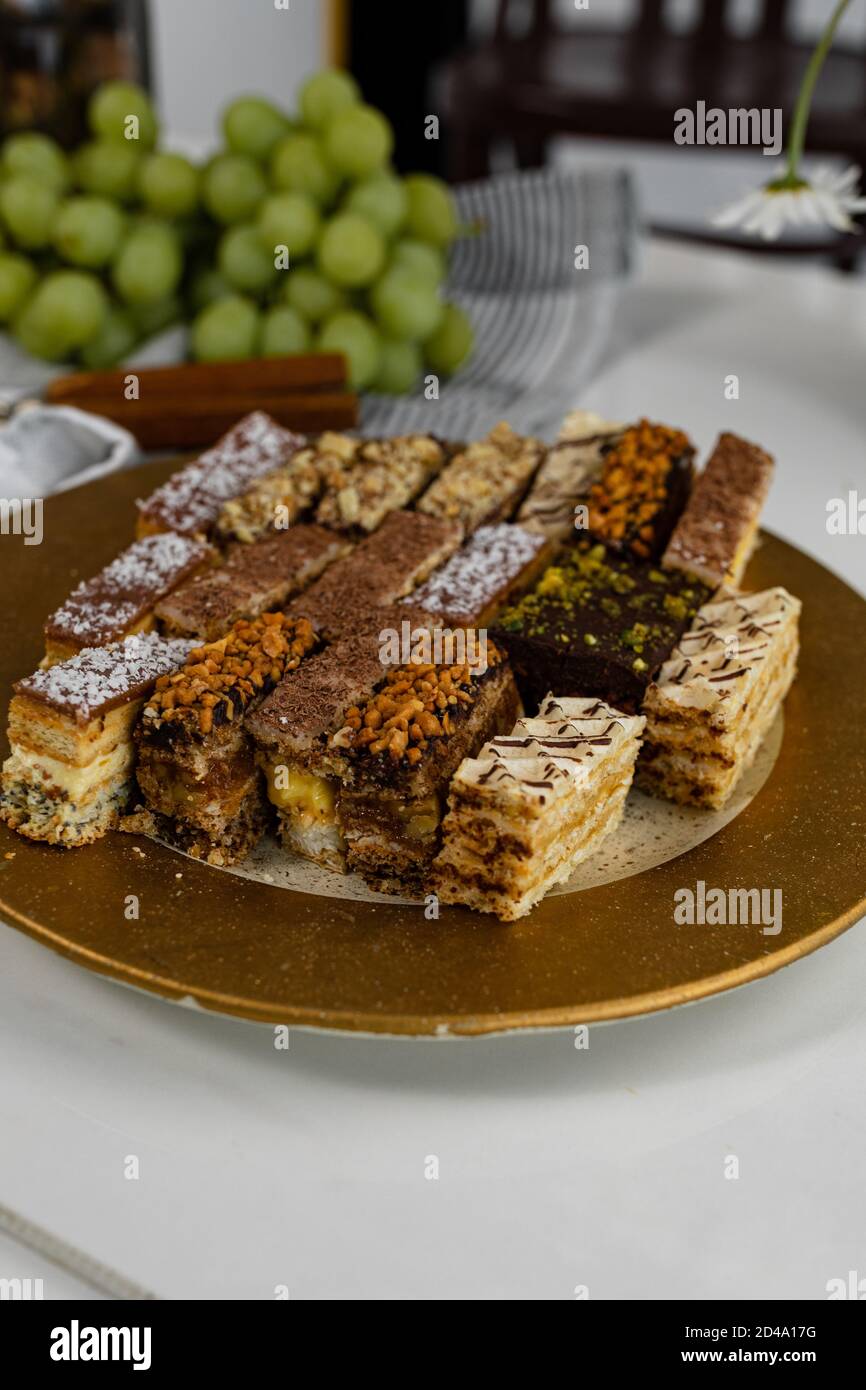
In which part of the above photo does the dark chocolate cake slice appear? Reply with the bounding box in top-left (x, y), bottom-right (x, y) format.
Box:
top-left (493, 540), bottom-right (712, 713)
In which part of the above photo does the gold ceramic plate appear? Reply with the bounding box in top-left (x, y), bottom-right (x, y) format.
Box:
top-left (1, 460), bottom-right (864, 1037)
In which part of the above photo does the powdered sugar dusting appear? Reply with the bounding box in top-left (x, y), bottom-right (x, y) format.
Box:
top-left (137, 412), bottom-right (305, 535)
top-left (46, 532), bottom-right (210, 645)
top-left (16, 633), bottom-right (194, 723)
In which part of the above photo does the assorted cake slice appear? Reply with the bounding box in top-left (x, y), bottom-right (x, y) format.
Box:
top-left (494, 539), bottom-right (712, 713)
top-left (335, 646), bottom-right (521, 894)
top-left (638, 587), bottom-right (800, 808)
top-left (579, 419), bottom-right (695, 561)
top-left (417, 422), bottom-right (544, 534)
top-left (406, 522), bottom-right (554, 628)
top-left (247, 631), bottom-right (392, 872)
top-left (154, 524), bottom-right (349, 642)
top-left (137, 411), bottom-right (304, 539)
top-left (662, 431), bottom-right (774, 588)
top-left (434, 695), bottom-right (645, 920)
top-left (43, 532), bottom-right (214, 663)
top-left (289, 509), bottom-right (461, 641)
top-left (314, 432), bottom-right (447, 532)
top-left (134, 612), bottom-right (316, 864)
top-left (517, 409), bottom-right (623, 540)
top-left (1, 634), bottom-right (192, 846)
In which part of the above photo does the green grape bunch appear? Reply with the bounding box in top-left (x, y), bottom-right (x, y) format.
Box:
top-left (0, 71), bottom-right (474, 392)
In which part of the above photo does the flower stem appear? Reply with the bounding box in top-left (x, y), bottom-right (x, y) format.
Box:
top-left (784, 0), bottom-right (852, 183)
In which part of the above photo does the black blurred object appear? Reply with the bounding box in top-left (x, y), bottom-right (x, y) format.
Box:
top-left (442, 1), bottom-right (866, 185)
top-left (0, 0), bottom-right (152, 145)
top-left (348, 0), bottom-right (469, 177)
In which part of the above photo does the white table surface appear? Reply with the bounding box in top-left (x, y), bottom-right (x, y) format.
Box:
top-left (1, 239), bottom-right (864, 1302)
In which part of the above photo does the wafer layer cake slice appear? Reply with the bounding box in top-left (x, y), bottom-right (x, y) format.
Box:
top-left (638, 587), bottom-right (800, 808)
top-left (434, 695), bottom-right (645, 920)
top-left (1, 633), bottom-right (192, 846)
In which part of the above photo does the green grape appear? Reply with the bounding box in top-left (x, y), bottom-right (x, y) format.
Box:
top-left (390, 236), bottom-right (445, 284)
top-left (299, 69), bottom-right (360, 131)
top-left (424, 301), bottom-right (474, 375)
top-left (317, 211), bottom-right (385, 288)
top-left (74, 140), bottom-right (141, 202)
top-left (270, 133), bottom-right (338, 205)
top-left (372, 338), bottom-right (422, 395)
top-left (325, 105), bottom-right (393, 180)
top-left (202, 153), bottom-right (267, 225)
top-left (79, 305), bottom-right (138, 367)
top-left (15, 269), bottom-right (108, 360)
top-left (0, 251), bottom-right (37, 321)
top-left (316, 310), bottom-right (381, 390)
top-left (219, 223), bottom-right (278, 293)
top-left (370, 267), bottom-right (443, 341)
top-left (88, 80), bottom-right (158, 149)
top-left (260, 304), bottom-right (311, 357)
top-left (132, 295), bottom-right (183, 337)
top-left (223, 96), bottom-right (289, 162)
top-left (345, 173), bottom-right (407, 238)
top-left (191, 294), bottom-right (260, 362)
top-left (112, 223), bottom-right (183, 305)
top-left (403, 173), bottom-right (459, 247)
top-left (189, 265), bottom-right (233, 312)
top-left (282, 266), bottom-right (346, 323)
top-left (137, 152), bottom-right (200, 218)
top-left (0, 175), bottom-right (59, 249)
top-left (54, 196), bottom-right (125, 268)
top-left (0, 132), bottom-right (69, 190)
top-left (256, 192), bottom-right (320, 260)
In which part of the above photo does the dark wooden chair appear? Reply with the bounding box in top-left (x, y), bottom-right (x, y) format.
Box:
top-left (442, 0), bottom-right (866, 184)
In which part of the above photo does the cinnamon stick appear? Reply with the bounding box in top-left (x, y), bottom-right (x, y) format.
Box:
top-left (45, 353), bottom-right (348, 406)
top-left (61, 391), bottom-right (359, 450)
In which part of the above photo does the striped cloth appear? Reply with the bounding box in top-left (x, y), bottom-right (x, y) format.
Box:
top-left (363, 166), bottom-right (638, 441)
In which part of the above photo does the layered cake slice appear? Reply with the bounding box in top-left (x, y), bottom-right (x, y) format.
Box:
top-left (417, 422), bottom-right (544, 534)
top-left (406, 523), bottom-right (554, 629)
top-left (1, 633), bottom-right (192, 846)
top-left (43, 532), bottom-right (214, 664)
top-left (290, 509), bottom-right (462, 641)
top-left (335, 646), bottom-right (521, 895)
top-left (314, 432), bottom-right (447, 532)
top-left (434, 695), bottom-right (645, 920)
top-left (638, 587), bottom-right (800, 809)
top-left (137, 411), bottom-right (305, 539)
top-left (247, 630), bottom-right (393, 871)
top-left (578, 419), bottom-right (695, 562)
top-left (134, 612), bottom-right (316, 864)
top-left (154, 524), bottom-right (350, 641)
top-left (494, 539), bottom-right (712, 713)
top-left (517, 409), bottom-right (623, 540)
top-left (662, 432), bottom-right (774, 588)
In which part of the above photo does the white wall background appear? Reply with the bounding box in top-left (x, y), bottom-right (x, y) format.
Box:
top-left (149, 0), bottom-right (326, 144)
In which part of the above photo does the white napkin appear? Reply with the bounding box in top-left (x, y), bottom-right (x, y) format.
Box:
top-left (0, 403), bottom-right (141, 497)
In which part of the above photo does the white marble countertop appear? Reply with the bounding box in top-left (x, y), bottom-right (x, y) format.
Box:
top-left (1, 238), bottom-right (864, 1301)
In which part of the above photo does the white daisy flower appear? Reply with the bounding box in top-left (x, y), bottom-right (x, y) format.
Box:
top-left (708, 0), bottom-right (865, 243)
top-left (712, 164), bottom-right (866, 241)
